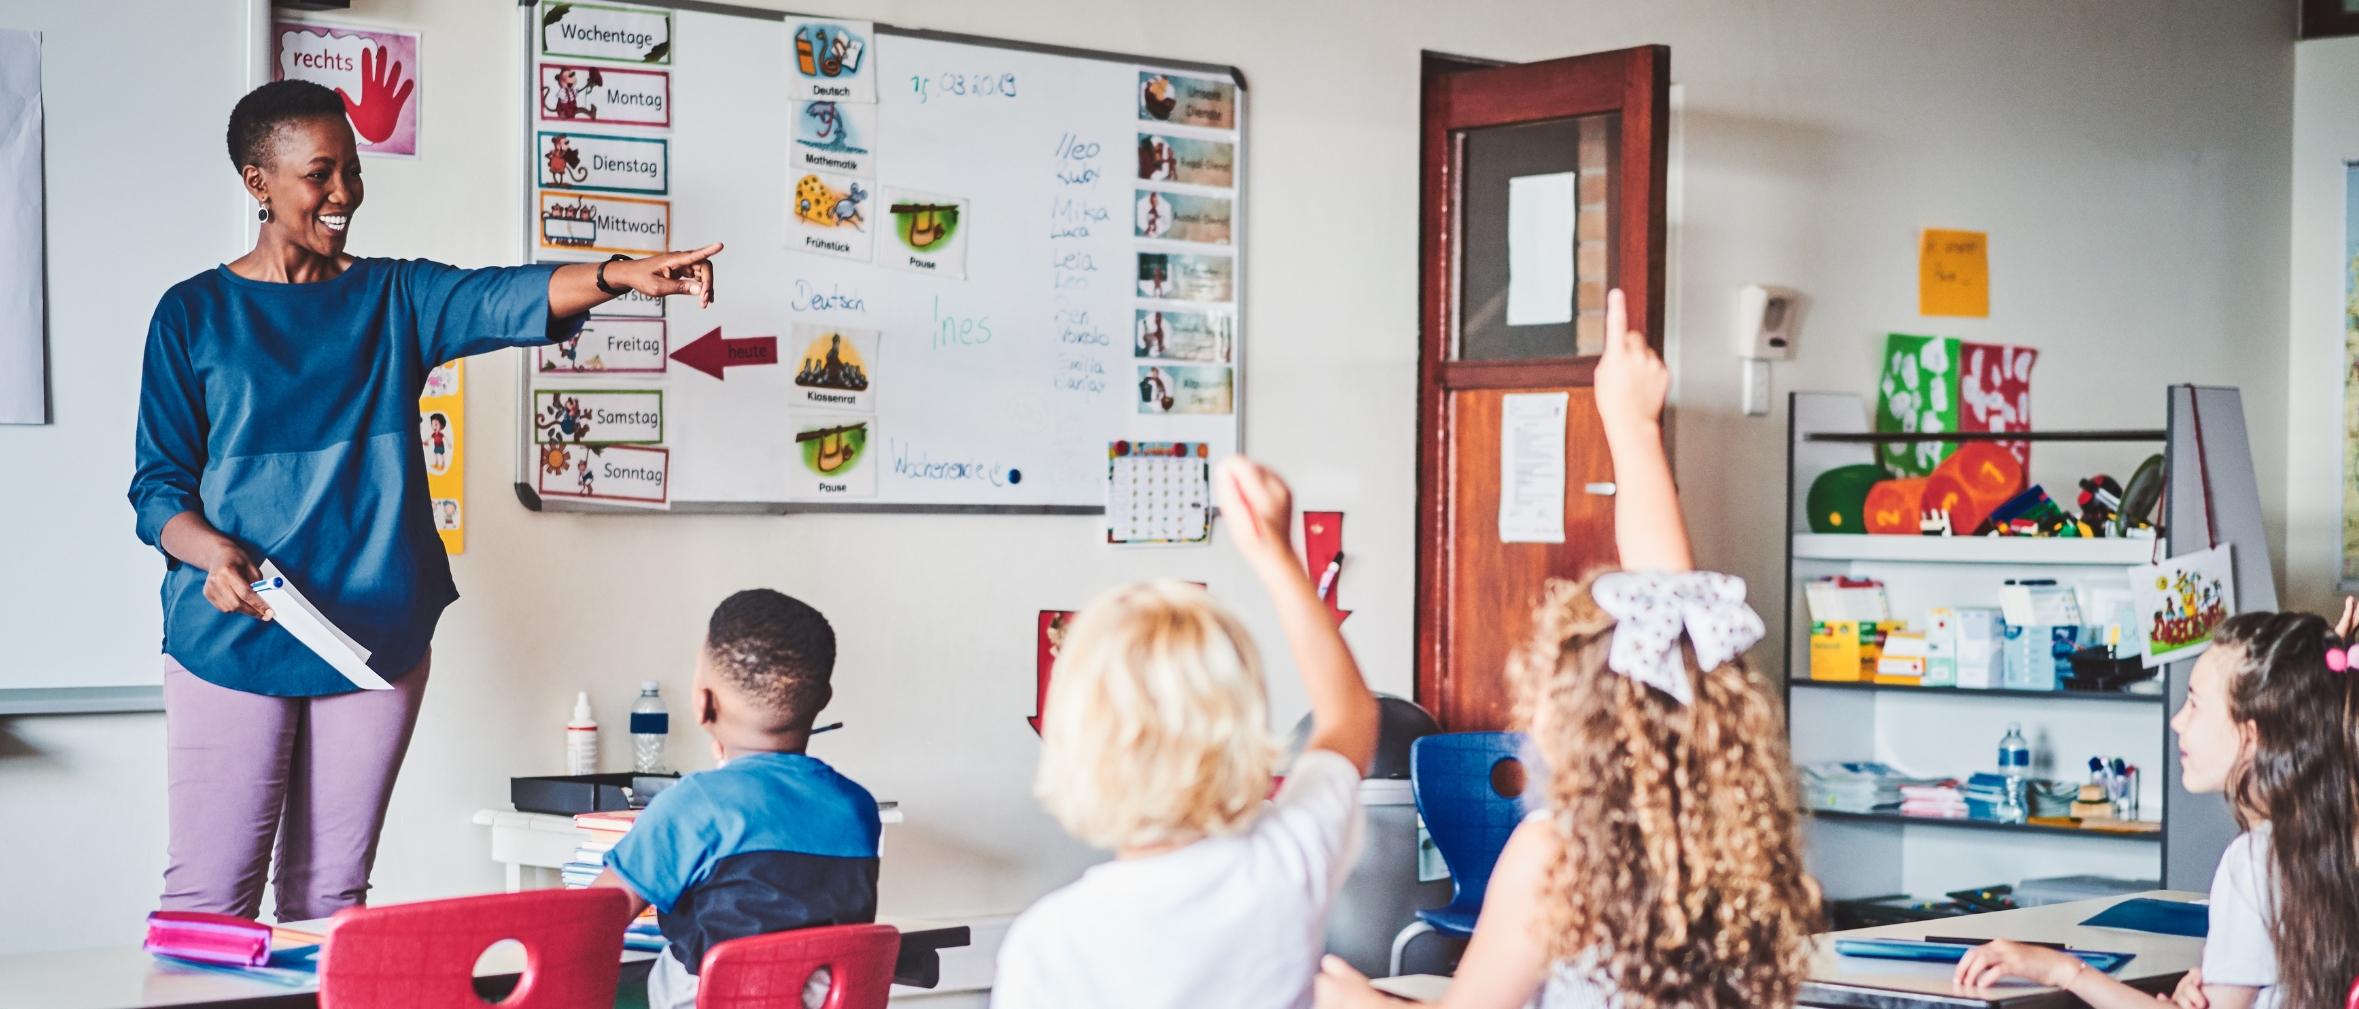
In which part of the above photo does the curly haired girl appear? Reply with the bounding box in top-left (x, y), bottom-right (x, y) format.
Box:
top-left (1317, 290), bottom-right (1823, 1009)
top-left (1957, 610), bottom-right (2359, 1009)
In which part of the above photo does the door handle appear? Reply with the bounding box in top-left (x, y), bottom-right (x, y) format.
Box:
top-left (1584, 482), bottom-right (1617, 496)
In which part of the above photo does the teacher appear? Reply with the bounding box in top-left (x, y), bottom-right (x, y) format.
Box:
top-left (127, 80), bottom-right (719, 920)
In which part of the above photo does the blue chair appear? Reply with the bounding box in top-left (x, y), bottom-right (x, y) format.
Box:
top-left (1389, 731), bottom-right (1529, 975)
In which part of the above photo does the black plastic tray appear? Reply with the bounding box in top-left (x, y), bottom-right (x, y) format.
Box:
top-left (510, 772), bottom-right (680, 814)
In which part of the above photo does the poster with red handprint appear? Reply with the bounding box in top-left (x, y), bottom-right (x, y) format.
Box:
top-left (274, 20), bottom-right (420, 158)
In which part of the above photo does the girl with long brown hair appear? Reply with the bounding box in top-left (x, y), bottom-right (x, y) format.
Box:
top-left (1315, 291), bottom-right (1824, 1009)
top-left (1958, 611), bottom-right (2359, 1009)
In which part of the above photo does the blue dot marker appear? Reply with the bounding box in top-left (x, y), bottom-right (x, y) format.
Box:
top-left (1008, 469), bottom-right (1024, 484)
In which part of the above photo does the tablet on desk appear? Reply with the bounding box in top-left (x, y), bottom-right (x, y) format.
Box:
top-left (1834, 938), bottom-right (2134, 974)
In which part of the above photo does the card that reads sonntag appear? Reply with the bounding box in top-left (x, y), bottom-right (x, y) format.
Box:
top-left (536, 444), bottom-right (669, 508)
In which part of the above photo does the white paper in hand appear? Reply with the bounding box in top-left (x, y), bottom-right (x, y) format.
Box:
top-left (252, 561), bottom-right (392, 690)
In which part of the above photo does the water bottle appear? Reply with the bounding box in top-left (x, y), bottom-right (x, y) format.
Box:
top-left (1996, 722), bottom-right (2031, 823)
top-left (630, 680), bottom-right (669, 774)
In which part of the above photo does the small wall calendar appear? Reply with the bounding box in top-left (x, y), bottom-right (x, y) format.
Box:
top-left (1106, 441), bottom-right (1211, 545)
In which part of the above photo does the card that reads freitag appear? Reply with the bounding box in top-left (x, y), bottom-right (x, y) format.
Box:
top-left (536, 131), bottom-right (668, 195)
top-left (531, 388), bottom-right (663, 445)
top-left (538, 318), bottom-right (667, 375)
top-left (536, 443), bottom-right (669, 508)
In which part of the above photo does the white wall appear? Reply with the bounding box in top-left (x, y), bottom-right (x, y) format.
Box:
top-left (2283, 35), bottom-right (2359, 618)
top-left (0, 0), bottom-right (2294, 963)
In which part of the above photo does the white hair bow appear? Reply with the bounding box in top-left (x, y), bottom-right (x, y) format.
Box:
top-left (1590, 571), bottom-right (1765, 705)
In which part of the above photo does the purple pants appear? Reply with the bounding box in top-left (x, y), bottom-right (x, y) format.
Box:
top-left (160, 652), bottom-right (430, 921)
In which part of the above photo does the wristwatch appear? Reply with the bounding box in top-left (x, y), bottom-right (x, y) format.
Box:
top-left (595, 254), bottom-right (632, 296)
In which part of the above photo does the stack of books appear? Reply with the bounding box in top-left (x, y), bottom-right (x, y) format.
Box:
top-left (564, 809), bottom-right (640, 889)
top-left (1799, 761), bottom-right (1926, 813)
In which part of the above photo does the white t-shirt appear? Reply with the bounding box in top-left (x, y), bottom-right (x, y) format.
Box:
top-left (990, 749), bottom-right (1365, 1009)
top-left (2201, 824), bottom-right (2279, 1009)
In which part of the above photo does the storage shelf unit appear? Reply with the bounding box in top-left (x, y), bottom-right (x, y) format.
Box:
top-left (1806, 809), bottom-right (2163, 842)
top-left (1790, 681), bottom-right (2164, 704)
top-left (1781, 389), bottom-right (2265, 902)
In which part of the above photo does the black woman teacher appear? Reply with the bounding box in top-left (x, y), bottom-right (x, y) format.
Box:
top-left (126, 80), bottom-right (717, 919)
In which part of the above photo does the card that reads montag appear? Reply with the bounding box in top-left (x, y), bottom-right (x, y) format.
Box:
top-left (538, 192), bottom-right (669, 256)
top-left (540, 1), bottom-right (672, 64)
top-left (531, 388), bottom-right (663, 445)
top-left (538, 318), bottom-right (667, 374)
top-left (536, 131), bottom-right (667, 194)
top-left (536, 444), bottom-right (669, 507)
top-left (538, 63), bottom-right (669, 128)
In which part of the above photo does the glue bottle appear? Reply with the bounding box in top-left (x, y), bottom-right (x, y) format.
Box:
top-left (566, 692), bottom-right (600, 776)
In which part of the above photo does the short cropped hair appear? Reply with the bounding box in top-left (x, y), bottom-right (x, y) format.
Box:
top-left (226, 80), bottom-right (345, 169)
top-left (703, 590), bottom-right (835, 731)
top-left (1034, 580), bottom-right (1279, 850)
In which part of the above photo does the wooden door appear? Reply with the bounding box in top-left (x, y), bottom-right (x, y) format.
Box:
top-left (1415, 46), bottom-right (1670, 731)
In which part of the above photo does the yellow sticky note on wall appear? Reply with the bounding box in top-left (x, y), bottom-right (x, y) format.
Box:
top-left (1919, 228), bottom-right (1989, 317)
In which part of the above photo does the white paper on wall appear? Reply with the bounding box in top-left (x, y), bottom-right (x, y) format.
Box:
top-left (0, 30), bottom-right (46, 425)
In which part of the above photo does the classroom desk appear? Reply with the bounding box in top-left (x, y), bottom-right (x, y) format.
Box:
top-left (0, 916), bottom-right (969, 1009)
top-left (1368, 891), bottom-right (2206, 1009)
top-left (472, 804), bottom-right (903, 891)
top-left (1801, 891), bottom-right (2205, 1009)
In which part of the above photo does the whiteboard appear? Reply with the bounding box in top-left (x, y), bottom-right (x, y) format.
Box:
top-left (514, 2), bottom-right (1245, 512)
top-left (0, 0), bottom-right (260, 706)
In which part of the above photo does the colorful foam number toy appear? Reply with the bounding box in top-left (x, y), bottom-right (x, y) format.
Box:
top-left (1921, 441), bottom-right (2025, 535)
top-left (1863, 478), bottom-right (1929, 535)
top-left (1806, 464), bottom-right (1892, 534)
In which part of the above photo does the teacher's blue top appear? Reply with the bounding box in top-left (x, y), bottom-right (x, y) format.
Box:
top-left (129, 259), bottom-right (582, 697)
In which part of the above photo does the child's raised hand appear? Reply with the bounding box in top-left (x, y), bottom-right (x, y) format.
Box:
top-left (1591, 288), bottom-right (1668, 434)
top-left (1953, 939), bottom-right (2085, 991)
top-left (2336, 598), bottom-right (2357, 643)
top-left (1216, 455), bottom-right (1295, 561)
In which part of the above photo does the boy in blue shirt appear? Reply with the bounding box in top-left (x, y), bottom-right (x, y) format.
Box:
top-left (595, 590), bottom-right (881, 1009)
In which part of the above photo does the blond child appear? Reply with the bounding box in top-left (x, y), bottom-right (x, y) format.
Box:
top-left (1317, 290), bottom-right (1824, 1009)
top-left (991, 456), bottom-right (1381, 1009)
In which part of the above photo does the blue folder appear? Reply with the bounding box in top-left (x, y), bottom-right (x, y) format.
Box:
top-left (1834, 938), bottom-right (2135, 974)
top-left (2078, 897), bottom-right (2208, 938)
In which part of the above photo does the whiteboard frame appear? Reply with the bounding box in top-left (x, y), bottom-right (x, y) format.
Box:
top-left (511, 1), bottom-right (1248, 515)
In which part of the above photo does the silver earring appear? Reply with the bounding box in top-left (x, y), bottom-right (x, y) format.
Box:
top-left (256, 203), bottom-right (270, 223)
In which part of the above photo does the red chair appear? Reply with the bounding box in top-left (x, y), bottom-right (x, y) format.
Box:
top-left (697, 924), bottom-right (902, 1009)
top-left (317, 888), bottom-right (633, 1009)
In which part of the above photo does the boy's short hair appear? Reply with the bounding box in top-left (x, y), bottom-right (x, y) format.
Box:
top-left (1035, 580), bottom-right (1278, 850)
top-left (704, 589), bottom-right (835, 731)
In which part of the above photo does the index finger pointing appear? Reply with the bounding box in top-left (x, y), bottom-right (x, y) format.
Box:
top-left (662, 242), bottom-right (724, 268)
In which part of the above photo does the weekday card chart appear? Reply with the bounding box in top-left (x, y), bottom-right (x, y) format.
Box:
top-left (517, 2), bottom-right (1245, 513)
